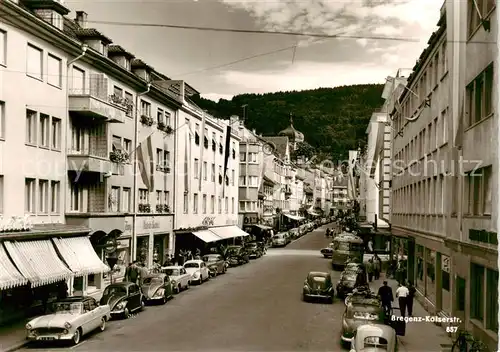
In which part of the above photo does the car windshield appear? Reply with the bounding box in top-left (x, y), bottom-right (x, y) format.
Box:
top-left (349, 306), bottom-right (380, 320)
top-left (53, 302), bottom-right (82, 314)
top-left (184, 262), bottom-right (199, 268)
top-left (103, 286), bottom-right (127, 296)
top-left (203, 256), bottom-right (218, 262)
top-left (165, 269), bottom-right (180, 276)
top-left (313, 276), bottom-right (327, 282)
top-left (142, 277), bottom-right (162, 285)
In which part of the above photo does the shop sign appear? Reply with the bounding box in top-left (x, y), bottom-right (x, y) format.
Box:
top-left (0, 215), bottom-right (33, 232)
top-left (143, 219), bottom-right (160, 229)
top-left (202, 217), bottom-right (215, 226)
top-left (441, 255), bottom-right (450, 273)
top-left (103, 237), bottom-right (118, 254)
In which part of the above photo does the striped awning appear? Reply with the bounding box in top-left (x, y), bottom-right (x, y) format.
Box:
top-left (52, 236), bottom-right (109, 277)
top-left (4, 240), bottom-right (73, 288)
top-left (192, 230), bottom-right (222, 243)
top-left (0, 243), bottom-right (28, 290)
top-left (209, 225), bottom-right (249, 240)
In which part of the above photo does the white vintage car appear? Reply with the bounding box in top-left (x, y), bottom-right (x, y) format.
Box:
top-left (26, 296), bottom-right (111, 345)
top-left (183, 260), bottom-right (210, 285)
top-left (162, 266), bottom-right (191, 293)
top-left (348, 323), bottom-right (398, 352)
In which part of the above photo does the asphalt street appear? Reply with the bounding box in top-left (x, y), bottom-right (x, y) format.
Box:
top-left (22, 224), bottom-right (345, 352)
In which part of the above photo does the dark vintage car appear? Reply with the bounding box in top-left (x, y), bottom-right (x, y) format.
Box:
top-left (202, 254), bottom-right (227, 277)
top-left (302, 271), bottom-right (335, 303)
top-left (340, 294), bottom-right (385, 347)
top-left (336, 265), bottom-right (367, 298)
top-left (244, 242), bottom-right (263, 259)
top-left (140, 274), bottom-right (173, 304)
top-left (320, 243), bottom-right (334, 258)
top-left (256, 241), bottom-right (267, 255)
top-left (100, 282), bottom-right (144, 319)
top-left (226, 245), bottom-right (250, 266)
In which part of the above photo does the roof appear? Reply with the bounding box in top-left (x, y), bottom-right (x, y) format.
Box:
top-left (74, 28), bottom-right (113, 44)
top-left (131, 58), bottom-right (151, 69)
top-left (261, 136), bottom-right (289, 158)
top-left (108, 45), bottom-right (135, 59)
top-left (356, 323), bottom-right (395, 336)
top-left (279, 123), bottom-right (305, 143)
top-left (308, 271), bottom-right (329, 277)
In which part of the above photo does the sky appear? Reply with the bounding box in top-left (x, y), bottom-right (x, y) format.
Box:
top-left (64, 0), bottom-right (442, 102)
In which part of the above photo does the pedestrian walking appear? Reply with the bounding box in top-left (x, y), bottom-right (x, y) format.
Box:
top-left (407, 281), bottom-right (416, 317)
top-left (395, 281), bottom-right (410, 317)
top-left (125, 262), bottom-right (139, 284)
top-left (377, 281), bottom-right (394, 318)
top-left (372, 254), bottom-right (381, 279)
top-left (367, 259), bottom-right (374, 282)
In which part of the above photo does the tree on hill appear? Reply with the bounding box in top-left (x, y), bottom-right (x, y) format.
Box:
top-left (191, 84), bottom-right (384, 160)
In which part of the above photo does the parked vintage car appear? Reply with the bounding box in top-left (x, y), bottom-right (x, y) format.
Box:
top-left (348, 324), bottom-right (398, 352)
top-left (340, 294), bottom-right (384, 347)
top-left (244, 242), bottom-right (263, 259)
top-left (302, 271), bottom-right (335, 303)
top-left (162, 266), bottom-right (191, 293)
top-left (272, 233), bottom-right (288, 247)
top-left (255, 241), bottom-right (267, 255)
top-left (226, 245), bottom-right (250, 266)
top-left (202, 254), bottom-right (227, 276)
top-left (320, 242), bottom-right (334, 258)
top-left (184, 259), bottom-right (210, 284)
top-left (140, 273), bottom-right (174, 304)
top-left (100, 282), bottom-right (144, 319)
top-left (336, 270), bottom-right (358, 298)
top-left (26, 296), bottom-right (110, 346)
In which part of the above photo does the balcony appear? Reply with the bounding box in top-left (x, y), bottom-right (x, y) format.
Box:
top-left (67, 148), bottom-right (112, 174)
top-left (68, 85), bottom-right (129, 123)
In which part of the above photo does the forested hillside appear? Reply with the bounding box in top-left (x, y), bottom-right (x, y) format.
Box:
top-left (191, 84), bottom-right (384, 161)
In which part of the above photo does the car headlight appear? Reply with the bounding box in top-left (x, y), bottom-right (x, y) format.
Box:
top-left (64, 322), bottom-right (71, 329)
top-left (154, 289), bottom-right (165, 297)
top-left (116, 301), bottom-right (127, 309)
top-left (193, 272), bottom-right (200, 278)
top-left (171, 279), bottom-right (177, 285)
top-left (26, 323), bottom-right (32, 330)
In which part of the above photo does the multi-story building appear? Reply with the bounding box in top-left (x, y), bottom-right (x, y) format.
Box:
top-left (389, 1), bottom-right (497, 348)
top-left (172, 105), bottom-right (242, 250)
top-left (332, 173), bottom-right (348, 212)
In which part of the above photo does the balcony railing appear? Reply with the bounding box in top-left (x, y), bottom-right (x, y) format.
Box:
top-left (67, 148), bottom-right (107, 158)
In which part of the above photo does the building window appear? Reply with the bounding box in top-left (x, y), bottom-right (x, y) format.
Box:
top-left (26, 44), bottom-right (43, 80)
top-left (164, 191), bottom-right (170, 207)
top-left (0, 30), bottom-right (6, 66)
top-left (466, 63), bottom-right (494, 126)
top-left (486, 269), bottom-right (498, 332)
top-left (125, 91), bottom-right (133, 117)
top-left (465, 166), bottom-right (492, 215)
top-left (225, 197), bottom-right (228, 213)
top-left (157, 108), bottom-right (163, 125)
top-left (50, 181), bottom-right (59, 213)
top-left (39, 114), bottom-right (50, 148)
top-left (51, 117), bottom-right (61, 149)
top-left (248, 176), bottom-right (258, 186)
top-left (0, 101), bottom-right (5, 139)
top-left (109, 186), bottom-right (120, 212)
top-left (239, 201), bottom-right (245, 211)
top-left (202, 194), bottom-right (207, 214)
top-left (239, 176), bottom-right (246, 186)
top-left (203, 161), bottom-right (207, 180)
top-left (470, 263), bottom-right (484, 321)
top-left (240, 152), bottom-right (246, 162)
top-left (38, 179), bottom-right (48, 213)
top-left (194, 158), bottom-right (199, 179)
top-left (69, 183), bottom-right (84, 212)
top-left (113, 86), bottom-right (123, 98)
top-left (218, 197), bottom-right (222, 214)
top-left (156, 149), bottom-right (162, 170)
top-left (211, 163), bottom-right (215, 182)
top-left (140, 100), bottom-right (151, 116)
top-left (468, 0), bottom-right (495, 37)
top-left (248, 152), bottom-right (257, 163)
top-left (123, 138), bottom-right (132, 156)
top-left (231, 169), bottom-right (235, 186)
top-left (163, 151), bottom-right (171, 171)
top-left (156, 190), bottom-right (161, 208)
top-left (164, 111), bottom-right (171, 126)
top-left (210, 195), bottom-right (215, 214)
top-left (122, 188), bottom-right (131, 212)
top-left (25, 178), bottom-right (36, 213)
top-left (193, 193), bottom-right (198, 213)
top-left (47, 54), bottom-right (62, 87)
top-left (26, 110), bottom-right (37, 145)
top-left (231, 197), bottom-right (235, 213)
top-left (138, 189), bottom-right (149, 204)
top-left (183, 193), bottom-right (188, 213)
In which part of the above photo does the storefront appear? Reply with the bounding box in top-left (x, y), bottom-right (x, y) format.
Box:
top-left (134, 215), bottom-right (174, 268)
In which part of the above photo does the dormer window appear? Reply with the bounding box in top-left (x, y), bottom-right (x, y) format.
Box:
top-left (73, 13), bottom-right (113, 57)
top-left (131, 59), bottom-right (152, 81)
top-left (108, 45), bottom-right (135, 71)
top-left (24, 0), bottom-right (70, 30)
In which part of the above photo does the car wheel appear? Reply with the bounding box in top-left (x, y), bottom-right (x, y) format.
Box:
top-left (162, 295), bottom-right (167, 304)
top-left (140, 299), bottom-right (146, 310)
top-left (99, 317), bottom-right (106, 332)
top-left (124, 308), bottom-right (131, 319)
top-left (223, 266), bottom-right (226, 274)
top-left (177, 284), bottom-right (182, 293)
top-left (72, 328), bottom-right (81, 345)
top-left (186, 281), bottom-right (190, 289)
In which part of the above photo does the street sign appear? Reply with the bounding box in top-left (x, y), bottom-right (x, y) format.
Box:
top-left (102, 237), bottom-right (117, 254)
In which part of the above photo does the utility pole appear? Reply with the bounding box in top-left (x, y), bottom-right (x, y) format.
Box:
top-left (242, 104), bottom-right (248, 122)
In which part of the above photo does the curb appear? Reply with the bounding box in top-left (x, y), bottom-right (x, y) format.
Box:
top-left (2, 340), bottom-right (28, 352)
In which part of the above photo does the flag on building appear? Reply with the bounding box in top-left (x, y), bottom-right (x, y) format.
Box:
top-left (137, 135), bottom-right (155, 192)
top-left (222, 125), bottom-right (231, 197)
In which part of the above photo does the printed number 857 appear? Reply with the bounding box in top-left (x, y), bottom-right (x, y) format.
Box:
top-left (446, 326), bottom-right (458, 333)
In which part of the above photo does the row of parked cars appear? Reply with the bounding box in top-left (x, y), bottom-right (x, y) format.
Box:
top-left (272, 218), bottom-right (331, 247)
top-left (25, 242), bottom-right (267, 346)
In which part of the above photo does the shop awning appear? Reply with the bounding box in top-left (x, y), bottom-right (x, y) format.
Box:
top-left (0, 243), bottom-right (28, 290)
top-left (192, 230), bottom-right (222, 243)
top-left (209, 225), bottom-right (249, 240)
top-left (4, 240), bottom-right (73, 287)
top-left (283, 213), bottom-right (305, 221)
top-left (253, 224), bottom-right (273, 230)
top-left (52, 236), bottom-right (109, 277)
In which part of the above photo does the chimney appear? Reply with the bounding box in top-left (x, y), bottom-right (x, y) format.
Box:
top-left (75, 11), bottom-right (88, 28)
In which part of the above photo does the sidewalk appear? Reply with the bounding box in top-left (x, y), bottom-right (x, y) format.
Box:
top-left (369, 275), bottom-right (453, 352)
top-left (0, 319), bottom-right (30, 352)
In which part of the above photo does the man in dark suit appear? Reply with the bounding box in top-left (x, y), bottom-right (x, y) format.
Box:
top-left (377, 281), bottom-right (394, 319)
